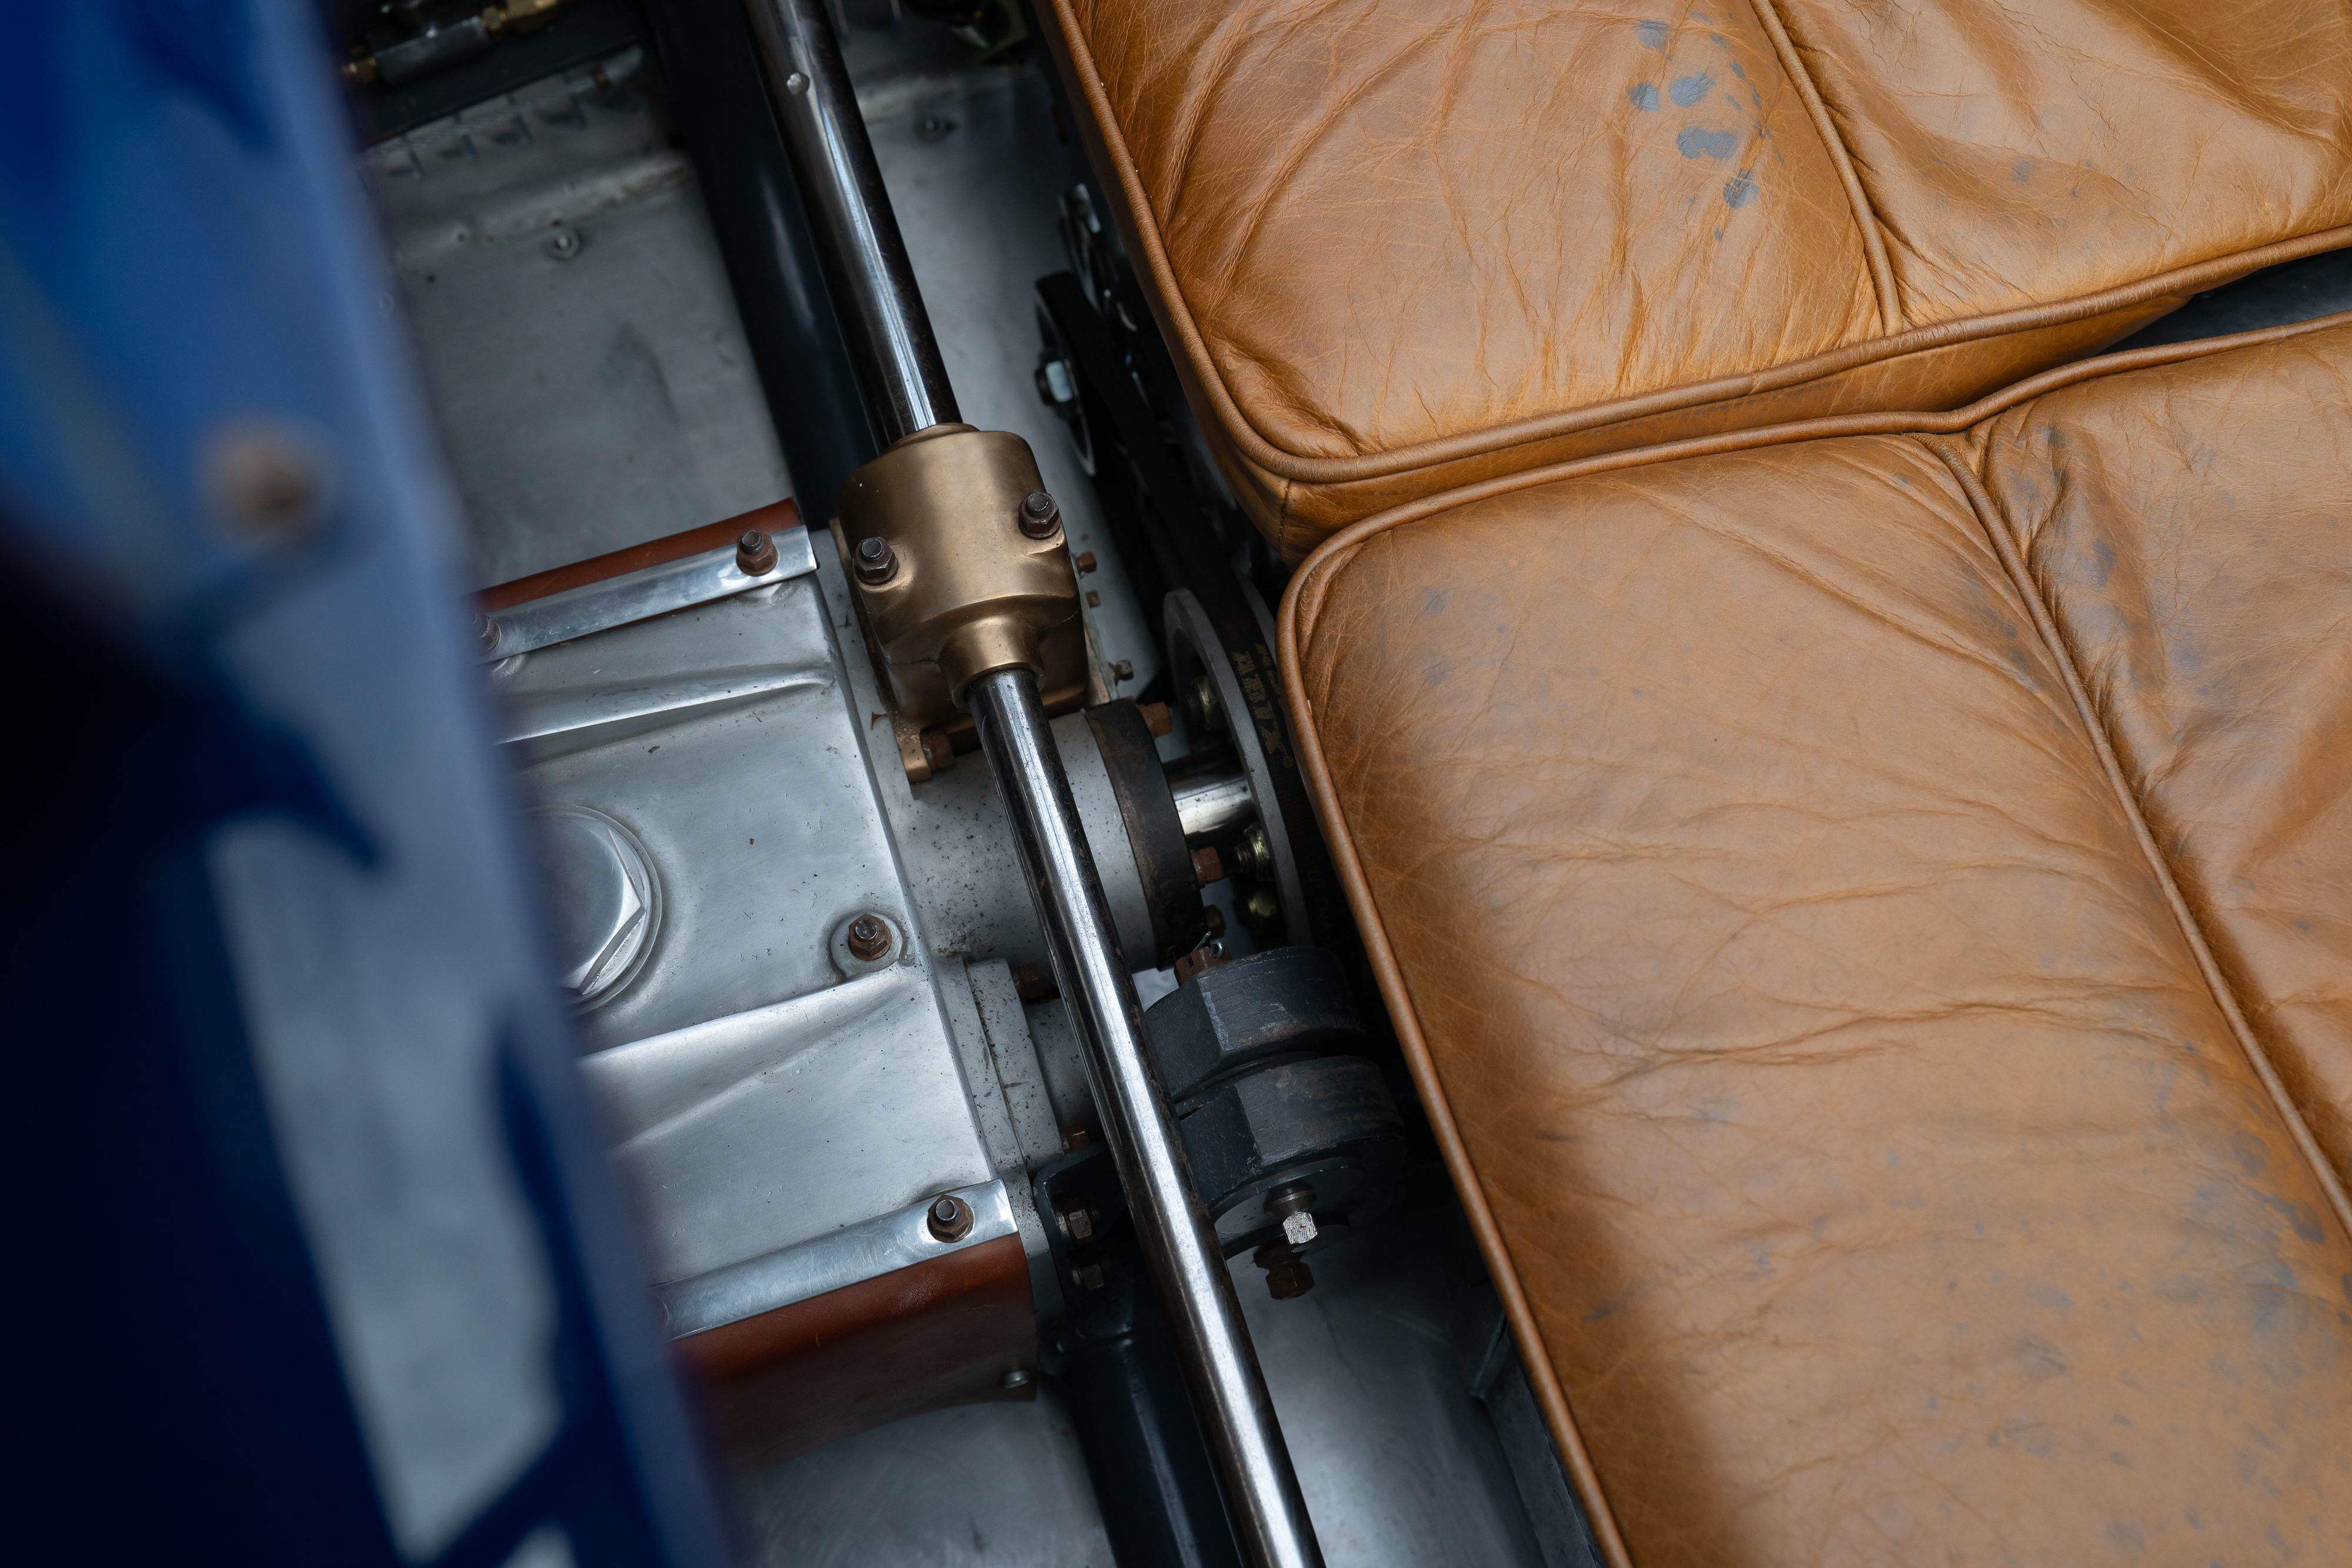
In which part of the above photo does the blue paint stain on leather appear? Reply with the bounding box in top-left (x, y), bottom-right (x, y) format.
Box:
top-left (1669, 71), bottom-right (1712, 106)
top-left (1637, 19), bottom-right (1669, 48)
top-left (1628, 82), bottom-right (1660, 110)
top-left (1724, 168), bottom-right (1758, 207)
top-left (1678, 126), bottom-right (1738, 160)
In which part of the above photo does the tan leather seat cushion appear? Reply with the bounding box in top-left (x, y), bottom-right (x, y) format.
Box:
top-left (1047, 0), bottom-right (2352, 559)
top-left (1281, 315), bottom-right (2352, 1564)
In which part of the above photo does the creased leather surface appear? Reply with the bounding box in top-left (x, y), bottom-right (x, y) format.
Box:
top-left (1287, 322), bottom-right (2352, 1564)
top-left (1971, 339), bottom-right (2352, 1191)
top-left (1773, 0), bottom-right (2352, 322)
top-left (1048, 0), bottom-right (2352, 556)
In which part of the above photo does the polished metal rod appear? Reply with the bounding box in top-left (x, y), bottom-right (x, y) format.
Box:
top-left (731, 0), bottom-right (1321, 1556)
top-left (970, 668), bottom-right (1324, 1568)
top-left (740, 0), bottom-right (957, 443)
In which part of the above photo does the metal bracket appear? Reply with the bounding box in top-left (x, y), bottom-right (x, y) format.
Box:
top-left (480, 526), bottom-right (816, 660)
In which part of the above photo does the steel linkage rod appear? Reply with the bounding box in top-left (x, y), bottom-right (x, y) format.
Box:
top-left (740, 0), bottom-right (956, 443)
top-left (969, 668), bottom-right (1323, 1568)
top-left (734, 2), bottom-right (1323, 1562)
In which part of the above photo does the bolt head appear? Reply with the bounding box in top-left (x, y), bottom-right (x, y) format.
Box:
top-left (927, 1194), bottom-right (974, 1242)
top-left (1001, 1368), bottom-right (1033, 1390)
top-left (736, 528), bottom-right (777, 574)
top-left (1074, 551), bottom-right (1098, 574)
top-left (853, 534), bottom-right (899, 585)
top-left (846, 914), bottom-right (893, 962)
top-left (784, 70), bottom-right (810, 93)
top-left (1281, 1210), bottom-right (1319, 1247)
top-left (1017, 490), bottom-right (1061, 539)
top-left (475, 613), bottom-right (502, 655)
top-left (1241, 887), bottom-right (1281, 930)
top-left (203, 419), bottom-right (334, 546)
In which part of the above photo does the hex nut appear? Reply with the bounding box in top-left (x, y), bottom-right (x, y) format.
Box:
top-left (1058, 1206), bottom-right (1096, 1243)
top-left (1074, 551), bottom-right (1098, 574)
top-left (927, 1193), bottom-right (974, 1242)
top-left (736, 529), bottom-right (778, 574)
top-left (1018, 490), bottom-right (1061, 539)
top-left (1254, 1242), bottom-right (1315, 1300)
top-left (846, 914), bottom-right (893, 962)
top-left (1192, 845), bottom-right (1226, 886)
top-left (853, 534), bottom-right (900, 585)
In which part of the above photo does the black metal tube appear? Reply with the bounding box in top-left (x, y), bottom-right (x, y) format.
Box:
top-left (737, 0), bottom-right (957, 444)
top-left (639, 0), bottom-right (878, 518)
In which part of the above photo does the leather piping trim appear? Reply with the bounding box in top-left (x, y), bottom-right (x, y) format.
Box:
top-left (1278, 307), bottom-right (2352, 1568)
top-left (1923, 436), bottom-right (2352, 1246)
top-left (1746, 0), bottom-right (1900, 332)
top-left (1040, 0), bottom-right (2352, 484)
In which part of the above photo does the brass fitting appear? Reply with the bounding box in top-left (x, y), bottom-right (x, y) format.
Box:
top-left (833, 424), bottom-right (1086, 728)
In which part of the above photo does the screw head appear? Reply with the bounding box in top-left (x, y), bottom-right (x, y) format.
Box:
top-left (203, 419), bottom-right (334, 546)
top-left (1017, 490), bottom-right (1061, 539)
top-left (1001, 1368), bottom-right (1033, 1390)
top-left (927, 1194), bottom-right (974, 1242)
top-left (736, 528), bottom-right (777, 574)
top-left (784, 70), bottom-right (810, 94)
top-left (846, 914), bottom-right (892, 962)
top-left (546, 227), bottom-right (582, 260)
top-left (853, 534), bottom-right (899, 585)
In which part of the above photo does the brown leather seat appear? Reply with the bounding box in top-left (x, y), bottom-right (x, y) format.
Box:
top-left (1045, 0), bottom-right (2352, 557)
top-left (1279, 315), bottom-right (2352, 1564)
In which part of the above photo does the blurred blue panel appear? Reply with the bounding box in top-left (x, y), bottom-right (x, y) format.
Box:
top-left (0, 5), bottom-right (735, 1564)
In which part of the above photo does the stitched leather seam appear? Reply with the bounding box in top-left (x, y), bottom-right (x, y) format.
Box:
top-left (1039, 1), bottom-right (2352, 486)
top-left (1746, 0), bottom-right (1900, 332)
top-left (1290, 308), bottom-right (2352, 576)
top-left (1921, 434), bottom-right (2352, 1244)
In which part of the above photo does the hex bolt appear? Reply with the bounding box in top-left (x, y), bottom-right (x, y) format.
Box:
top-left (784, 70), bottom-right (810, 93)
top-left (1074, 551), bottom-right (1098, 574)
top-left (1241, 887), bottom-right (1281, 931)
top-left (1017, 490), bottom-right (1062, 539)
top-left (1254, 1241), bottom-right (1315, 1301)
top-left (1264, 1181), bottom-right (1319, 1248)
top-left (853, 534), bottom-right (899, 585)
top-left (1057, 1206), bottom-right (1097, 1243)
top-left (846, 913), bottom-right (893, 962)
top-left (1073, 1263), bottom-right (1106, 1292)
top-left (736, 529), bottom-right (778, 574)
top-left (1192, 845), bottom-right (1226, 885)
top-left (927, 1193), bottom-right (974, 1242)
